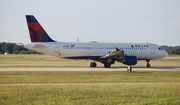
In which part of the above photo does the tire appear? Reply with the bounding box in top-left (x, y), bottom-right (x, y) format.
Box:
top-left (90, 62), bottom-right (97, 68)
top-left (104, 63), bottom-right (111, 68)
top-left (146, 64), bottom-right (151, 68)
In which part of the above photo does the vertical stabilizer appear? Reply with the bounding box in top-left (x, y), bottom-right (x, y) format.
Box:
top-left (26, 15), bottom-right (55, 42)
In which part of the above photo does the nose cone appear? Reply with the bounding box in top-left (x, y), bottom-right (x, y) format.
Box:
top-left (163, 50), bottom-right (168, 57)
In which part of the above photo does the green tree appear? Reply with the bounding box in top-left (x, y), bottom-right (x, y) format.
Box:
top-left (0, 42), bottom-right (40, 54)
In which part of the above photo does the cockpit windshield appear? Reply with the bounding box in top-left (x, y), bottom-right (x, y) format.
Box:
top-left (159, 47), bottom-right (163, 50)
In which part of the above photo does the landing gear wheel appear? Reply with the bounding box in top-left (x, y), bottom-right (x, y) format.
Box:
top-left (146, 59), bottom-right (151, 68)
top-left (104, 63), bottom-right (111, 68)
top-left (90, 62), bottom-right (97, 68)
top-left (146, 64), bottom-right (151, 68)
top-left (127, 66), bottom-right (132, 72)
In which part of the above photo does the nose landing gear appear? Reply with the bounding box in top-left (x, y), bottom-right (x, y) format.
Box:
top-left (146, 59), bottom-right (151, 68)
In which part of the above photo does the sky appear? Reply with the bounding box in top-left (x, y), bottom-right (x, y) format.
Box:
top-left (0, 0), bottom-right (180, 46)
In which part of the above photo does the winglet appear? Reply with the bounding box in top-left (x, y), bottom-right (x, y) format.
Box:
top-left (26, 15), bottom-right (55, 42)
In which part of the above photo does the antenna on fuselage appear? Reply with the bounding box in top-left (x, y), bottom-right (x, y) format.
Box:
top-left (77, 38), bottom-right (79, 42)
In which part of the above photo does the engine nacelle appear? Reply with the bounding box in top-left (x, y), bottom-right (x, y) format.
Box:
top-left (117, 56), bottom-right (138, 65)
top-left (123, 56), bottom-right (138, 65)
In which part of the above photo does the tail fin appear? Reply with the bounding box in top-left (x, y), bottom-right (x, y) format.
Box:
top-left (26, 15), bottom-right (55, 42)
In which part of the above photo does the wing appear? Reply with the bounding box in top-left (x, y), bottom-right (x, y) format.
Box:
top-left (100, 48), bottom-right (124, 60)
top-left (99, 48), bottom-right (137, 65)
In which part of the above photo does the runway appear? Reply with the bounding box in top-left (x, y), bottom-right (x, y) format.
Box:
top-left (0, 67), bottom-right (180, 71)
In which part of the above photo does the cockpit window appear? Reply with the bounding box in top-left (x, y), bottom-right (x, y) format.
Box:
top-left (159, 47), bottom-right (162, 50)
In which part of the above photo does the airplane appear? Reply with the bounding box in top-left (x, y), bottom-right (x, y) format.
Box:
top-left (24, 15), bottom-right (168, 72)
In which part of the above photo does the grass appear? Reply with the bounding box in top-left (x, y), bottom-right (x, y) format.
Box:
top-left (0, 54), bottom-right (180, 105)
top-left (0, 71), bottom-right (180, 105)
top-left (0, 54), bottom-right (180, 68)
top-left (0, 54), bottom-right (90, 67)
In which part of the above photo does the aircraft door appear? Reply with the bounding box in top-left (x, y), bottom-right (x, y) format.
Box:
top-left (150, 45), bottom-right (155, 54)
top-left (54, 43), bottom-right (60, 53)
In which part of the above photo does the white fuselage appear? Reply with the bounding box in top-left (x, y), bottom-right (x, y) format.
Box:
top-left (24, 15), bottom-right (168, 69)
top-left (24, 42), bottom-right (168, 60)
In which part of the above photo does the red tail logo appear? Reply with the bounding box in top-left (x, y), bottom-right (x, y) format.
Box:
top-left (26, 15), bottom-right (55, 42)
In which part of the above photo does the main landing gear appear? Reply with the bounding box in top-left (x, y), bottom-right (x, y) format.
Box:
top-left (90, 62), bottom-right (112, 68)
top-left (146, 59), bottom-right (151, 68)
top-left (104, 63), bottom-right (111, 68)
top-left (90, 62), bottom-right (133, 72)
top-left (90, 62), bottom-right (97, 68)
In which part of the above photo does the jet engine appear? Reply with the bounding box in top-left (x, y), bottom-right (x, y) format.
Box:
top-left (117, 56), bottom-right (138, 65)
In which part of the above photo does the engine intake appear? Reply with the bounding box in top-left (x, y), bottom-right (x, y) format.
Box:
top-left (117, 56), bottom-right (138, 65)
top-left (123, 56), bottom-right (138, 65)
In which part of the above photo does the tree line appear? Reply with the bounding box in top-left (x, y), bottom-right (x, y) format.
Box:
top-left (161, 45), bottom-right (180, 55)
top-left (0, 42), bottom-right (39, 54)
top-left (0, 42), bottom-right (180, 55)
